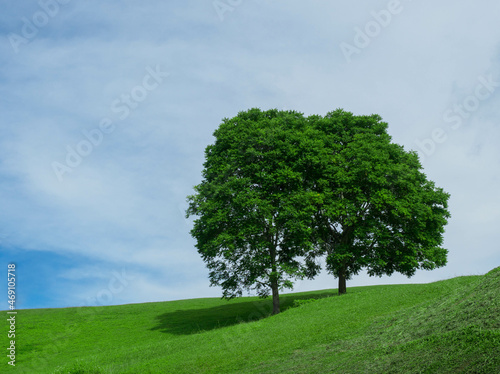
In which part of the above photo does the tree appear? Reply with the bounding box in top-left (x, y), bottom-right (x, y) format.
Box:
top-left (309, 110), bottom-right (451, 294)
top-left (186, 108), bottom-right (321, 314)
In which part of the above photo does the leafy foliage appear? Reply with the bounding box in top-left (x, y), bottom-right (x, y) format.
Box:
top-left (187, 108), bottom-right (451, 303)
top-left (309, 109), bottom-right (450, 291)
top-left (187, 109), bottom-right (321, 312)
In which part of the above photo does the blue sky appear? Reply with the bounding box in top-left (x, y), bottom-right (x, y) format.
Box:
top-left (1, 1), bottom-right (499, 309)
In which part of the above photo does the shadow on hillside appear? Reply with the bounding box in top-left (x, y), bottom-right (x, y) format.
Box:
top-left (150, 291), bottom-right (335, 335)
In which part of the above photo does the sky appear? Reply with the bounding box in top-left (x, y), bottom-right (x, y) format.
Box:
top-left (1, 1), bottom-right (499, 310)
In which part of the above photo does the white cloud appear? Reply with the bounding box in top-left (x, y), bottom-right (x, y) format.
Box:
top-left (1, 0), bottom-right (500, 308)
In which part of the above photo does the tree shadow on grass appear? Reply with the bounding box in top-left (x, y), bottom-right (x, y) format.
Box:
top-left (150, 291), bottom-right (335, 335)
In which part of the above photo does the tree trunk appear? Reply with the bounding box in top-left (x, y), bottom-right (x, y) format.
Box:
top-left (269, 241), bottom-right (280, 314)
top-left (338, 270), bottom-right (347, 295)
top-left (271, 280), bottom-right (280, 315)
top-left (338, 227), bottom-right (352, 295)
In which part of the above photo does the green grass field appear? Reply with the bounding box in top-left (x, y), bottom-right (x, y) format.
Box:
top-left (4, 267), bottom-right (500, 373)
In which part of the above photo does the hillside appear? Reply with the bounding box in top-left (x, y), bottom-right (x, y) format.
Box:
top-left (4, 267), bottom-right (500, 373)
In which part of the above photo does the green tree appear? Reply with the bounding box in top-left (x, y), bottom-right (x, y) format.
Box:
top-left (310, 110), bottom-right (451, 294)
top-left (187, 108), bottom-right (321, 314)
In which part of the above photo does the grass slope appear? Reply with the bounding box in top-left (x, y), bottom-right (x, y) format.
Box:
top-left (3, 268), bottom-right (499, 373)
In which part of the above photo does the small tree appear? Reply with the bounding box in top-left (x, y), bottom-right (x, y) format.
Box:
top-left (310, 110), bottom-right (451, 294)
top-left (187, 109), bottom-right (321, 314)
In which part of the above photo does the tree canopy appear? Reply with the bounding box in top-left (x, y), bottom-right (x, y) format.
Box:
top-left (309, 110), bottom-right (450, 294)
top-left (187, 109), bottom-right (321, 314)
top-left (187, 108), bottom-right (450, 313)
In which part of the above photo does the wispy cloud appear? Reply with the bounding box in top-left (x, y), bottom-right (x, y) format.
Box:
top-left (1, 0), bottom-right (500, 309)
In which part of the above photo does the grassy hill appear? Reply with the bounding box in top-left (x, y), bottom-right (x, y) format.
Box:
top-left (4, 267), bottom-right (500, 373)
